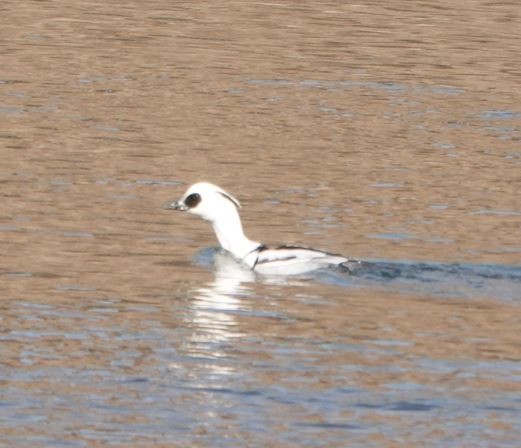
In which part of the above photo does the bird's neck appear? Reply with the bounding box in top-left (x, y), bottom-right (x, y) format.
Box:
top-left (211, 210), bottom-right (260, 261)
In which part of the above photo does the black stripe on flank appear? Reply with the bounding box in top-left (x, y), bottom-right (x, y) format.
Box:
top-left (275, 245), bottom-right (343, 257)
top-left (256, 255), bottom-right (299, 265)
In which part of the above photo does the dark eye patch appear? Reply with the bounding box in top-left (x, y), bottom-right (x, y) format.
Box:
top-left (184, 193), bottom-right (201, 208)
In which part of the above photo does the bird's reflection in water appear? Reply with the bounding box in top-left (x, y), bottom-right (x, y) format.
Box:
top-left (175, 251), bottom-right (256, 380)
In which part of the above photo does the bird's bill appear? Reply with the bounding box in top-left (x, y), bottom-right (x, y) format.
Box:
top-left (163, 199), bottom-right (188, 211)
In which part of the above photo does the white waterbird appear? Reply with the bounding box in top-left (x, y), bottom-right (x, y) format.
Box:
top-left (165, 182), bottom-right (357, 275)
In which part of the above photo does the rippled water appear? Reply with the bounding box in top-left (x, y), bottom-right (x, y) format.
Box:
top-left (2, 0), bottom-right (521, 446)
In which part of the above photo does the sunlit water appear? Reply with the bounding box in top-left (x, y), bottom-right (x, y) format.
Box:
top-left (2, 251), bottom-right (520, 447)
top-left (2, 0), bottom-right (521, 446)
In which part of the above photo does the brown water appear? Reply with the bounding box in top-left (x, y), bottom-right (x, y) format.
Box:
top-left (1, 1), bottom-right (521, 446)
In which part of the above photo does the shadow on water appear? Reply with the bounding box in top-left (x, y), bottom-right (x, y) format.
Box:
top-left (195, 248), bottom-right (521, 302)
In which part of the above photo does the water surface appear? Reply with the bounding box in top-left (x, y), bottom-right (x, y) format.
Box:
top-left (1, 0), bottom-right (521, 446)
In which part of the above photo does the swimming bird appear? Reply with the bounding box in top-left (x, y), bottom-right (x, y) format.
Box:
top-left (164, 182), bottom-right (357, 275)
